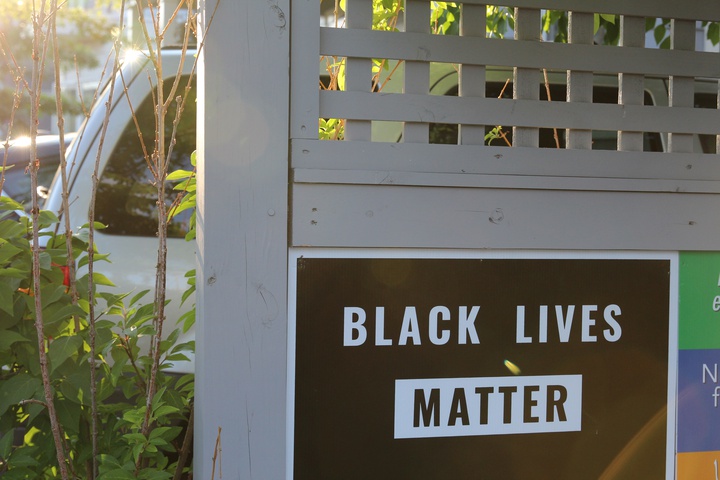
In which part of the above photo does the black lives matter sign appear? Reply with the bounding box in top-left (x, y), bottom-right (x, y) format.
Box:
top-left (292, 256), bottom-right (671, 480)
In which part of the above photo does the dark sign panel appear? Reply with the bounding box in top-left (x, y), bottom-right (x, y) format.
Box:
top-left (291, 255), bottom-right (671, 479)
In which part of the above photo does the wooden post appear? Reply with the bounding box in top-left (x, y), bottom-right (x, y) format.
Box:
top-left (196, 0), bottom-right (290, 477)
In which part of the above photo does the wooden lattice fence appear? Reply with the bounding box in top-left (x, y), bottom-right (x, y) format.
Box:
top-left (290, 1), bottom-right (720, 249)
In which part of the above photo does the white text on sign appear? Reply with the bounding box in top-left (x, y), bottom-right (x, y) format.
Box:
top-left (343, 305), bottom-right (623, 346)
top-left (394, 375), bottom-right (583, 439)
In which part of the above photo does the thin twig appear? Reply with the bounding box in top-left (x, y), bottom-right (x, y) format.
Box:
top-left (210, 427), bottom-right (222, 480)
top-left (139, 0), bottom-right (220, 449)
top-left (172, 402), bottom-right (194, 480)
top-left (18, 399), bottom-right (48, 408)
top-left (118, 67), bottom-right (158, 178)
top-left (494, 79), bottom-right (512, 146)
top-left (0, 79), bottom-right (22, 192)
top-left (28, 1), bottom-right (70, 477)
top-left (0, 33), bottom-right (32, 94)
top-left (86, 1), bottom-right (127, 477)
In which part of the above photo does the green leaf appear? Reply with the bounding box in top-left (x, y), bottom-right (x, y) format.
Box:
top-left (97, 469), bottom-right (137, 480)
top-left (7, 448), bottom-right (40, 468)
top-left (92, 272), bottom-right (116, 287)
top-left (0, 267), bottom-right (28, 279)
top-left (0, 241), bottom-right (23, 264)
top-left (55, 398), bottom-right (83, 434)
top-left (123, 432), bottom-right (147, 443)
top-left (167, 200), bottom-right (194, 218)
top-left (40, 283), bottom-right (67, 308)
top-left (0, 467), bottom-right (37, 480)
top-left (97, 454), bottom-right (123, 469)
top-left (0, 282), bottom-right (16, 315)
top-left (0, 221), bottom-right (27, 241)
top-left (137, 469), bottom-right (173, 480)
top-left (77, 252), bottom-right (111, 269)
top-left (166, 169), bottom-right (194, 181)
top-left (36, 210), bottom-right (59, 228)
top-left (45, 303), bottom-right (87, 326)
top-left (48, 335), bottom-right (83, 373)
top-left (130, 289), bottom-right (151, 306)
top-left (73, 222), bottom-right (107, 243)
top-left (122, 408), bottom-right (146, 427)
top-left (132, 443), bottom-right (144, 463)
top-left (0, 194), bottom-right (23, 211)
top-left (708, 22), bottom-right (719, 46)
top-left (599, 13), bottom-right (616, 24)
top-left (151, 387), bottom-right (167, 412)
top-left (109, 355), bottom-right (129, 386)
top-left (654, 24), bottom-right (666, 45)
top-left (153, 405), bottom-right (180, 418)
top-left (0, 330), bottom-right (31, 350)
top-left (58, 364), bottom-right (92, 405)
top-left (150, 426), bottom-right (181, 443)
top-left (38, 250), bottom-right (52, 270)
top-left (178, 309), bottom-right (195, 333)
top-left (0, 429), bottom-right (14, 459)
top-left (0, 374), bottom-right (43, 416)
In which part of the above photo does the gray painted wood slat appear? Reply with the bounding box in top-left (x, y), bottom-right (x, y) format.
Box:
top-left (566, 11), bottom-right (594, 150)
top-left (459, 4), bottom-right (486, 146)
top-left (319, 28), bottom-right (720, 78)
top-left (668, 19), bottom-right (696, 153)
top-left (318, 91), bottom-right (720, 135)
top-left (294, 168), bottom-right (720, 194)
top-left (403, 0), bottom-right (430, 143)
top-left (618, 15), bottom-right (645, 152)
top-left (291, 139), bottom-right (720, 183)
top-left (513, 7), bottom-right (540, 147)
top-left (290, 0), bottom-right (320, 140)
top-left (292, 183), bottom-right (720, 250)
top-left (717, 82), bottom-right (720, 154)
top-left (344, 0), bottom-right (372, 141)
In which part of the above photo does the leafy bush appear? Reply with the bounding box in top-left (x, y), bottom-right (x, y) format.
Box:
top-left (0, 195), bottom-right (194, 479)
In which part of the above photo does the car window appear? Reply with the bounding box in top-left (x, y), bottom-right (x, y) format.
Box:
top-left (3, 158), bottom-right (60, 210)
top-left (95, 76), bottom-right (195, 237)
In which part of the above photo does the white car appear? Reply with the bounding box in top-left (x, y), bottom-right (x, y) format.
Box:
top-left (2, 133), bottom-right (76, 211)
top-left (44, 48), bottom-right (197, 373)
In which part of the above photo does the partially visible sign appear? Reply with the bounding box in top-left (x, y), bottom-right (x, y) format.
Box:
top-left (289, 251), bottom-right (675, 480)
top-left (677, 252), bottom-right (720, 479)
